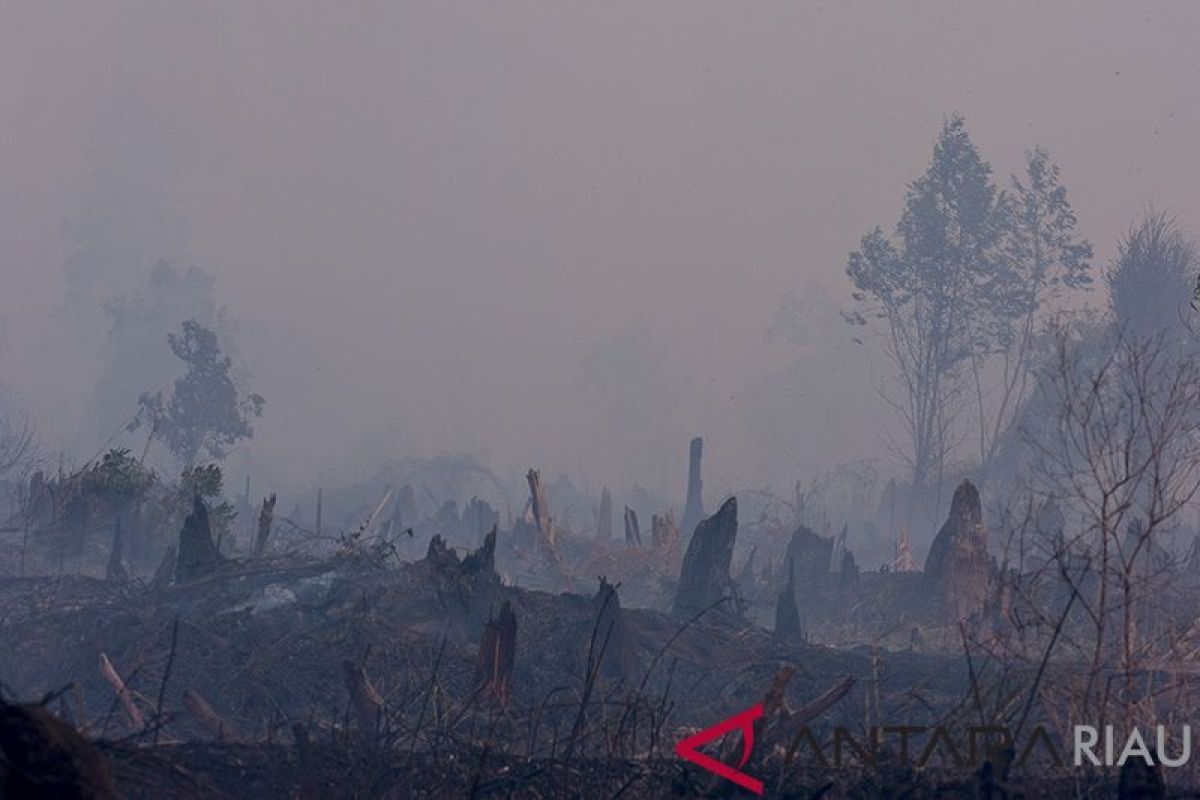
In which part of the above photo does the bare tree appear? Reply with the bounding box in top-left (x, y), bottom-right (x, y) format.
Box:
top-left (1028, 328), bottom-right (1200, 717)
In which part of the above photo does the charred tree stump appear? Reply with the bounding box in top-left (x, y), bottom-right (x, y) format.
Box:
top-left (341, 660), bottom-right (385, 740)
top-left (253, 493), bottom-right (277, 558)
top-left (838, 549), bottom-right (860, 605)
top-left (526, 469), bottom-right (560, 563)
top-left (425, 530), bottom-right (501, 639)
top-left (673, 497), bottom-right (740, 616)
top-left (175, 495), bottom-right (223, 583)
top-left (476, 601), bottom-right (517, 703)
top-left (623, 506), bottom-right (642, 548)
top-left (589, 578), bottom-right (637, 683)
top-left (597, 487), bottom-right (613, 542)
top-left (105, 518), bottom-right (128, 582)
top-left (924, 480), bottom-right (990, 620)
top-left (461, 525), bottom-right (497, 576)
top-left (774, 556), bottom-right (803, 640)
top-left (681, 436), bottom-right (704, 536)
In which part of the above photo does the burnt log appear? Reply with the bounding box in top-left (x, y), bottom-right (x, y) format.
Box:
top-left (476, 601), bottom-right (517, 702)
top-left (175, 495), bottom-right (223, 583)
top-left (673, 496), bottom-right (740, 616)
top-left (681, 436), bottom-right (704, 536)
top-left (183, 690), bottom-right (241, 742)
top-left (924, 479), bottom-right (990, 619)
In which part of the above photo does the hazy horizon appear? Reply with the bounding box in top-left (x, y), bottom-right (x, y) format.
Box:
top-left (3, 2), bottom-right (1200, 507)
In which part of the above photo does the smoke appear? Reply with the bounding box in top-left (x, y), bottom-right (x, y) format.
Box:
top-left (2, 3), bottom-right (1200, 509)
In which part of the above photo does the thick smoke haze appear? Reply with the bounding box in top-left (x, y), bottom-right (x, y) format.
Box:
top-left (2, 2), bottom-right (1200, 504)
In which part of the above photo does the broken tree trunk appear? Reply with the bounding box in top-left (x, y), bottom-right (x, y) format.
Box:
top-left (98, 653), bottom-right (143, 729)
top-left (681, 436), bottom-right (704, 536)
top-left (924, 479), bottom-right (990, 620)
top-left (476, 601), bottom-right (517, 703)
top-left (315, 487), bottom-right (323, 538)
top-left (673, 496), bottom-right (740, 616)
top-left (526, 469), bottom-right (559, 562)
top-left (589, 578), bottom-right (637, 683)
top-left (623, 506), bottom-right (642, 548)
top-left (774, 556), bottom-right (803, 640)
top-left (597, 487), bottom-right (613, 542)
top-left (183, 690), bottom-right (240, 741)
top-left (341, 660), bottom-right (384, 739)
top-left (175, 495), bottom-right (223, 583)
top-left (461, 525), bottom-right (497, 576)
top-left (253, 493), bottom-right (277, 558)
top-left (105, 518), bottom-right (128, 582)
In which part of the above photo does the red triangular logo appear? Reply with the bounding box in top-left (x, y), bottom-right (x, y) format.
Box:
top-left (674, 703), bottom-right (764, 795)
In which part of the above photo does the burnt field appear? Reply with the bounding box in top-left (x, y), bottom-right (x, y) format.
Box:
top-left (2, 462), bottom-right (1195, 798)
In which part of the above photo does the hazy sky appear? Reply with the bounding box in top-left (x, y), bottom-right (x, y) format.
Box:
top-left (2, 2), bottom-right (1200, 499)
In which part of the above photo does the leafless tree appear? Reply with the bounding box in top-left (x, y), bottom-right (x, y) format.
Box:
top-left (1027, 327), bottom-right (1200, 719)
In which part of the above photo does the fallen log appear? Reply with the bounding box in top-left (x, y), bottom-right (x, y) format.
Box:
top-left (98, 652), bottom-right (143, 729)
top-left (183, 690), bottom-right (240, 741)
